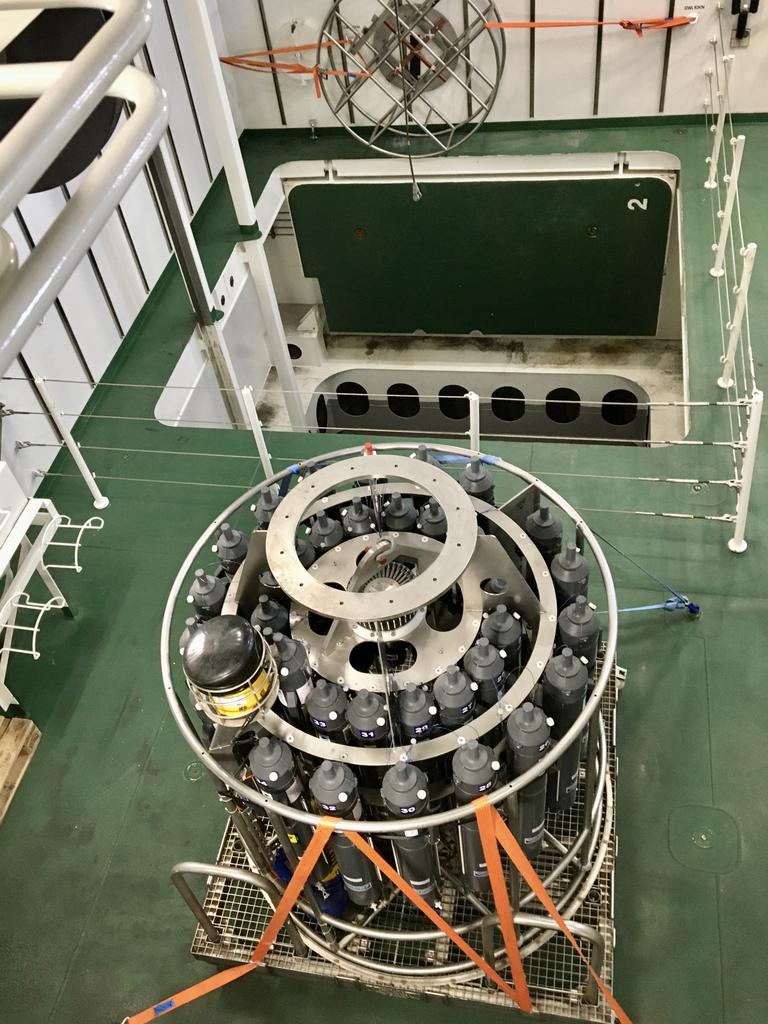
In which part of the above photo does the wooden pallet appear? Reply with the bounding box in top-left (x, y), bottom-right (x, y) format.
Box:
top-left (0, 718), bottom-right (41, 825)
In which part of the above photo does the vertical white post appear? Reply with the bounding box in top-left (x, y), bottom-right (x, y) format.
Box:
top-left (244, 241), bottom-right (307, 429)
top-left (185, 0), bottom-right (257, 227)
top-left (729, 389), bottom-right (763, 553)
top-left (704, 92), bottom-right (726, 189)
top-left (710, 135), bottom-right (745, 278)
top-left (718, 242), bottom-right (757, 389)
top-left (34, 378), bottom-right (109, 509)
top-left (466, 391), bottom-right (481, 453)
top-left (241, 385), bottom-right (274, 479)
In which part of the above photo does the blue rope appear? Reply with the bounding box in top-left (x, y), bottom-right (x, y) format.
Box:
top-left (593, 530), bottom-right (700, 616)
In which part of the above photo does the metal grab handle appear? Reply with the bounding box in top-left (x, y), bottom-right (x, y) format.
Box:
top-left (170, 860), bottom-right (308, 957)
top-left (0, 63), bottom-right (168, 373)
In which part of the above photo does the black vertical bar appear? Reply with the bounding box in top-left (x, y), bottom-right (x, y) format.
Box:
top-left (529, 0), bottom-right (536, 119)
top-left (336, 12), bottom-right (356, 124)
top-left (658, 0), bottom-right (676, 112)
top-left (593, 0), bottom-right (605, 115)
top-left (462, 1), bottom-right (472, 122)
top-left (161, 0), bottom-right (214, 181)
top-left (256, 0), bottom-right (287, 126)
top-left (60, 184), bottom-right (125, 337)
top-left (115, 202), bottom-right (150, 294)
top-left (13, 209), bottom-right (95, 385)
top-left (147, 151), bottom-right (213, 328)
top-left (142, 165), bottom-right (173, 252)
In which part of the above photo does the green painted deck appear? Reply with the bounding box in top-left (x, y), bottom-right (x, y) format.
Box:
top-left (0, 120), bottom-right (766, 1024)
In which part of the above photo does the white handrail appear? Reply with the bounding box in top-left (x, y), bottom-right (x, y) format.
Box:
top-left (0, 0), bottom-right (151, 221)
top-left (0, 63), bottom-right (168, 374)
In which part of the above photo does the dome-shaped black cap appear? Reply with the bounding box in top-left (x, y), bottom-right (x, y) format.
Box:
top-left (182, 614), bottom-right (263, 692)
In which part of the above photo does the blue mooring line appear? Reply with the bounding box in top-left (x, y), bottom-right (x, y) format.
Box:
top-left (592, 530), bottom-right (700, 617)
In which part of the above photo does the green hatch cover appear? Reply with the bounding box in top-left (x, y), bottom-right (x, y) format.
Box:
top-left (288, 176), bottom-right (674, 337)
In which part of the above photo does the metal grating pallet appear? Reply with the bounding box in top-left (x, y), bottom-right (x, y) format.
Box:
top-left (189, 654), bottom-right (619, 1023)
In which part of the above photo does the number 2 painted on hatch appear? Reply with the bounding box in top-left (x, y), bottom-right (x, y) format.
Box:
top-left (627, 197), bottom-right (649, 212)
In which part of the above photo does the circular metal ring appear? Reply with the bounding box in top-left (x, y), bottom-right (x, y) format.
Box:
top-left (266, 454), bottom-right (477, 621)
top-left (162, 442), bottom-right (618, 836)
top-left (315, 0), bottom-right (506, 158)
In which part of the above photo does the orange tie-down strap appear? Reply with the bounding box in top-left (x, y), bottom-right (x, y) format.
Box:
top-left (220, 40), bottom-right (371, 98)
top-left (124, 805), bottom-right (634, 1022)
top-left (486, 16), bottom-right (694, 37)
top-left (473, 797), bottom-right (634, 1024)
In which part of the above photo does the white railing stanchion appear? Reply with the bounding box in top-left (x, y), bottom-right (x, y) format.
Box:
top-left (704, 86), bottom-right (725, 189)
top-left (34, 378), bottom-right (109, 510)
top-left (719, 242), bottom-right (757, 389)
top-left (466, 391), bottom-right (481, 453)
top-left (241, 385), bottom-right (274, 479)
top-left (710, 134), bottom-right (745, 278)
top-left (729, 389), bottom-right (763, 553)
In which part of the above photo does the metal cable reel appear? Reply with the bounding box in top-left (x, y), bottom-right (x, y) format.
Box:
top-left (316, 0), bottom-right (506, 157)
top-left (164, 444), bottom-right (619, 999)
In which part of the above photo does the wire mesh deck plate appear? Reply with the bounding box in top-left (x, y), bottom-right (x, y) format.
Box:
top-left (189, 655), bottom-right (620, 1023)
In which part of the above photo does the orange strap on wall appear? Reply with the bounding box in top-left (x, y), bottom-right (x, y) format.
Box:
top-left (486, 17), bottom-right (694, 37)
top-left (473, 797), bottom-right (635, 1024)
top-left (123, 818), bottom-right (337, 1023)
top-left (221, 40), bottom-right (370, 98)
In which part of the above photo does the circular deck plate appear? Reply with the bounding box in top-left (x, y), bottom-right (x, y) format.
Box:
top-left (266, 454), bottom-right (477, 622)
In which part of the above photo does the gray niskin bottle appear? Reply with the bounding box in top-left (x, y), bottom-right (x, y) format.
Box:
top-left (506, 702), bottom-right (552, 856)
top-left (550, 543), bottom-right (589, 610)
top-left (452, 741), bottom-right (500, 893)
top-left (383, 493), bottom-right (418, 531)
top-left (418, 498), bottom-right (447, 540)
top-left (250, 593), bottom-right (289, 635)
top-left (381, 762), bottom-right (439, 905)
top-left (215, 522), bottom-right (248, 579)
top-left (459, 457), bottom-right (495, 505)
top-left (305, 679), bottom-right (350, 741)
top-left (463, 637), bottom-right (508, 708)
top-left (481, 604), bottom-right (522, 663)
top-left (251, 485), bottom-right (282, 528)
top-left (557, 595), bottom-right (600, 674)
top-left (397, 684), bottom-right (435, 742)
top-left (272, 632), bottom-right (313, 726)
top-left (525, 504), bottom-right (563, 566)
top-left (433, 666), bottom-right (477, 729)
top-left (309, 760), bottom-right (383, 906)
top-left (187, 568), bottom-right (226, 620)
top-left (344, 498), bottom-right (374, 536)
top-left (248, 736), bottom-right (331, 882)
top-left (178, 616), bottom-right (199, 654)
top-left (346, 688), bottom-right (389, 745)
top-left (295, 535), bottom-right (317, 568)
top-left (309, 512), bottom-right (344, 550)
top-left (542, 648), bottom-right (588, 812)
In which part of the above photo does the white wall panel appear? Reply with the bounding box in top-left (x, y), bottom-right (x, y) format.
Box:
top-left (118, 169), bottom-right (172, 288)
top-left (216, 0), bottom-right (768, 128)
top-left (597, 0), bottom-right (669, 116)
top-left (532, 0), bottom-right (600, 120)
top-left (18, 190), bottom-right (122, 380)
top-left (2, 218), bottom-right (94, 415)
top-left (145, 2), bottom-right (212, 209)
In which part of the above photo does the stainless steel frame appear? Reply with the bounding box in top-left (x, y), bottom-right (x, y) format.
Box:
top-left (161, 443), bottom-right (618, 835)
